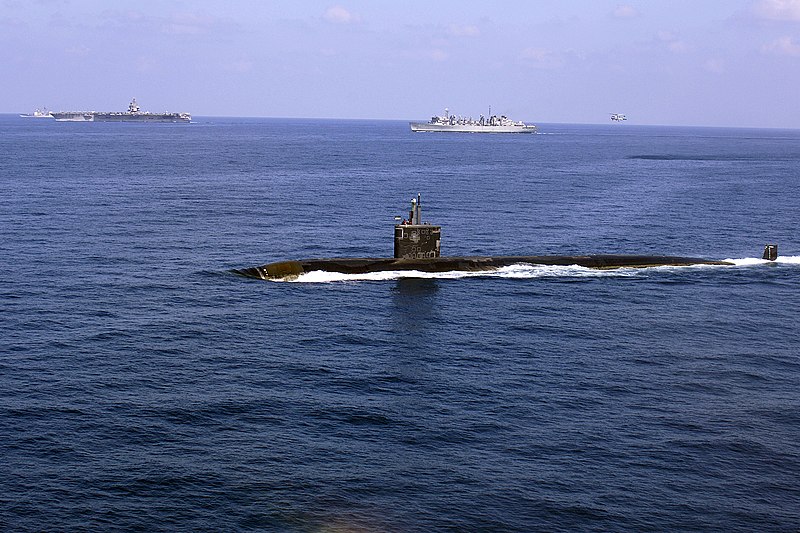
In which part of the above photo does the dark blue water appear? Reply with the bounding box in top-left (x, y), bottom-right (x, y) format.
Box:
top-left (1, 116), bottom-right (799, 532)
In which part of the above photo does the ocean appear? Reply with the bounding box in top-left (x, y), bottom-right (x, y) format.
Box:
top-left (1, 115), bottom-right (799, 531)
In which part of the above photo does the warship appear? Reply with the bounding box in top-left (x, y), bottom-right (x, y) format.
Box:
top-left (410, 107), bottom-right (536, 133)
top-left (51, 99), bottom-right (191, 123)
top-left (233, 195), bottom-right (769, 282)
top-left (20, 108), bottom-right (53, 118)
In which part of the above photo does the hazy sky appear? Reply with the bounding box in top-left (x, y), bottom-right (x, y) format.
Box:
top-left (3, 0), bottom-right (800, 127)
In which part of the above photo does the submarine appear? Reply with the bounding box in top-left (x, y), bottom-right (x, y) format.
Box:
top-left (234, 194), bottom-right (778, 281)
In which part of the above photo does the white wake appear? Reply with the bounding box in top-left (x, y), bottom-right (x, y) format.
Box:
top-left (724, 255), bottom-right (800, 266)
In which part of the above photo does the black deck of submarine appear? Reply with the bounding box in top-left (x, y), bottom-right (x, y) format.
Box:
top-left (234, 254), bottom-right (732, 280)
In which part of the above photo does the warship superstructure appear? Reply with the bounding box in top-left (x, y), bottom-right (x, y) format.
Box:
top-left (410, 108), bottom-right (536, 133)
top-left (51, 99), bottom-right (191, 123)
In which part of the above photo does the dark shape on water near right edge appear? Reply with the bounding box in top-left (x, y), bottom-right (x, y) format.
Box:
top-left (763, 244), bottom-right (778, 261)
top-left (233, 195), bottom-right (779, 281)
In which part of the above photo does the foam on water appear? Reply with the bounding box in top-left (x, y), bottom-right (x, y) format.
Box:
top-left (725, 255), bottom-right (800, 266)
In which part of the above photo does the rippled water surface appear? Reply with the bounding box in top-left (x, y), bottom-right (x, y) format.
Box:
top-left (1, 116), bottom-right (799, 531)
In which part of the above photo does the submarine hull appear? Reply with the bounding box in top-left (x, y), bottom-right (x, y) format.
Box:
top-left (233, 255), bottom-right (733, 280)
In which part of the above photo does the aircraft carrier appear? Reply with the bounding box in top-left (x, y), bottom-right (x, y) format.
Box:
top-left (51, 99), bottom-right (191, 123)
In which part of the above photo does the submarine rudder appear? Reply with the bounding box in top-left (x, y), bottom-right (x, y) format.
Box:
top-left (763, 244), bottom-right (778, 261)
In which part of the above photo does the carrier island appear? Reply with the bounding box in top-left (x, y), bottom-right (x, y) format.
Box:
top-left (234, 195), bottom-right (779, 281)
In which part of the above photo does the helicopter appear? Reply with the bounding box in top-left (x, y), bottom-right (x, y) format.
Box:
top-left (610, 113), bottom-right (627, 122)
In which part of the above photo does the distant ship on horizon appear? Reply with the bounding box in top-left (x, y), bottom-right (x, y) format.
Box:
top-left (410, 107), bottom-right (536, 133)
top-left (20, 108), bottom-right (53, 118)
top-left (50, 98), bottom-right (191, 123)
